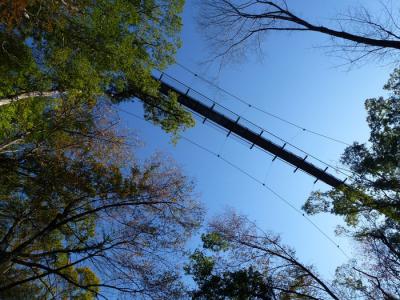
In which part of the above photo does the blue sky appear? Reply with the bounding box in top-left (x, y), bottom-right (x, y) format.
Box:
top-left (119, 0), bottom-right (394, 279)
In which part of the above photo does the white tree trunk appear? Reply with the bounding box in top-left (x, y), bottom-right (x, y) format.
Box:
top-left (0, 91), bottom-right (57, 107)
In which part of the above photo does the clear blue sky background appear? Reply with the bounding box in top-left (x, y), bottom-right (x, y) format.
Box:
top-left (119, 0), bottom-right (394, 280)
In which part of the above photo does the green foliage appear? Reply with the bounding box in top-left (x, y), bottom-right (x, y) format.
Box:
top-left (0, 95), bottom-right (203, 298)
top-left (142, 90), bottom-right (195, 141)
top-left (186, 249), bottom-right (274, 300)
top-left (0, 31), bottom-right (48, 99)
top-left (185, 250), bottom-right (216, 281)
top-left (303, 68), bottom-right (400, 224)
top-left (303, 68), bottom-right (400, 299)
top-left (0, 96), bottom-right (47, 140)
top-left (0, 99), bottom-right (103, 298)
top-left (185, 256), bottom-right (301, 300)
top-left (0, 0), bottom-right (193, 137)
top-left (201, 232), bottom-right (229, 251)
top-left (0, 1), bottom-right (198, 298)
top-left (186, 212), bottom-right (329, 300)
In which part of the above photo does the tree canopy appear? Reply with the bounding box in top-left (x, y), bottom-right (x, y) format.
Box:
top-left (303, 68), bottom-right (400, 299)
top-left (0, 94), bottom-right (204, 298)
top-left (186, 211), bottom-right (341, 300)
top-left (0, 0), bottom-right (193, 136)
top-left (0, 1), bottom-right (204, 298)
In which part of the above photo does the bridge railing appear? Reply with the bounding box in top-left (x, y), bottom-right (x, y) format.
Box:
top-left (153, 70), bottom-right (348, 184)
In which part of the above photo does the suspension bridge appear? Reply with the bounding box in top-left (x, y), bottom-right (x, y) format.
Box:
top-left (154, 71), bottom-right (348, 189)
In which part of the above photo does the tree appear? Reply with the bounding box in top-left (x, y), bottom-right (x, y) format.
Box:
top-left (0, 0), bottom-right (193, 136)
top-left (302, 68), bottom-right (400, 299)
top-left (186, 211), bottom-right (341, 300)
top-left (187, 210), bottom-right (400, 299)
top-left (0, 2), bottom-right (205, 298)
top-left (0, 95), bottom-right (204, 299)
top-left (198, 0), bottom-right (400, 63)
